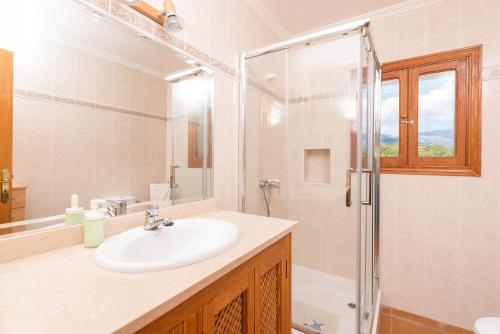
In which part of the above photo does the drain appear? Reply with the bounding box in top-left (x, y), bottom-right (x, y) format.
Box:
top-left (348, 303), bottom-right (356, 309)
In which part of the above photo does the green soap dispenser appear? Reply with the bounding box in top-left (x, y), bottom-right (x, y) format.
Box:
top-left (65, 194), bottom-right (84, 226)
top-left (84, 210), bottom-right (105, 248)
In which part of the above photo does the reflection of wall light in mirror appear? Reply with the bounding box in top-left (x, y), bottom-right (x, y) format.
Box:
top-left (133, 31), bottom-right (153, 41)
top-left (164, 66), bottom-right (213, 82)
top-left (265, 73), bottom-right (277, 81)
top-left (270, 102), bottom-right (283, 126)
top-left (89, 11), bottom-right (103, 22)
top-left (343, 105), bottom-right (356, 120)
top-left (171, 75), bottom-right (208, 111)
top-left (185, 59), bottom-right (199, 66)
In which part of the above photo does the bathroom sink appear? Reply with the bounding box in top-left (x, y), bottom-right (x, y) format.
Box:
top-left (94, 218), bottom-right (240, 273)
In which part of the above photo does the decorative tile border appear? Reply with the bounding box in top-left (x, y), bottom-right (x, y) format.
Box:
top-left (14, 88), bottom-right (168, 121)
top-left (185, 44), bottom-right (210, 64)
top-left (247, 78), bottom-right (285, 104)
top-left (110, 2), bottom-right (155, 34)
top-left (245, 79), bottom-right (347, 105)
top-left (84, 0), bottom-right (109, 11)
top-left (288, 91), bottom-right (347, 104)
top-left (154, 25), bottom-right (185, 51)
top-left (79, 0), bottom-right (241, 81)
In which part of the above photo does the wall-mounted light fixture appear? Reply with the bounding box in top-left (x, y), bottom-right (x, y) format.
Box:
top-left (165, 66), bottom-right (213, 82)
top-left (119, 0), bottom-right (184, 32)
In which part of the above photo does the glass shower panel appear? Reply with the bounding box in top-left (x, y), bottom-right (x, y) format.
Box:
top-left (287, 34), bottom-right (361, 334)
top-left (243, 50), bottom-right (287, 218)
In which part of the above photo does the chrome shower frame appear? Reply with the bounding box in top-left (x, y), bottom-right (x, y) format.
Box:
top-left (239, 18), bottom-right (381, 334)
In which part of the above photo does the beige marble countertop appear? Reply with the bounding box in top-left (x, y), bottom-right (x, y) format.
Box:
top-left (0, 210), bottom-right (297, 334)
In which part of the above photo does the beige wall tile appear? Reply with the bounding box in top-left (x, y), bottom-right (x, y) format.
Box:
top-left (374, 0), bottom-right (500, 329)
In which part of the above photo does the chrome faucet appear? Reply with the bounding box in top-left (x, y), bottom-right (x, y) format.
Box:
top-left (98, 200), bottom-right (127, 217)
top-left (143, 204), bottom-right (174, 231)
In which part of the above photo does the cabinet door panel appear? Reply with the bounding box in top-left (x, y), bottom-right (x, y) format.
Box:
top-left (203, 270), bottom-right (255, 334)
top-left (255, 238), bottom-right (291, 334)
top-left (137, 308), bottom-right (201, 334)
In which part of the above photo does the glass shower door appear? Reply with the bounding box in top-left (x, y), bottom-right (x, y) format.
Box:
top-left (286, 35), bottom-right (362, 334)
top-left (241, 23), bottom-right (381, 334)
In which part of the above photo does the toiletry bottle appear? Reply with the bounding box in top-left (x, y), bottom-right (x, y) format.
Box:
top-left (65, 194), bottom-right (84, 226)
top-left (84, 210), bottom-right (105, 248)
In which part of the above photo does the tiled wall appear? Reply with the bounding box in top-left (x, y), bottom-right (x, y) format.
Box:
top-left (371, 0), bottom-right (500, 330)
top-left (76, 0), bottom-right (284, 214)
top-left (12, 36), bottom-right (168, 218)
top-left (286, 97), bottom-right (357, 279)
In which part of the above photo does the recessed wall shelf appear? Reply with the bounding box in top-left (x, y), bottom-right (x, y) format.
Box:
top-left (304, 148), bottom-right (331, 184)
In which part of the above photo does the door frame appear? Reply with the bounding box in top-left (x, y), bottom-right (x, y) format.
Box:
top-left (0, 48), bottom-right (13, 224)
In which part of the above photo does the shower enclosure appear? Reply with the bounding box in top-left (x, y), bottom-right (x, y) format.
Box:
top-left (167, 68), bottom-right (214, 205)
top-left (239, 19), bottom-right (381, 334)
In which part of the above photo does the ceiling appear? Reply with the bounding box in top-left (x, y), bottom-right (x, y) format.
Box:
top-left (257, 0), bottom-right (409, 36)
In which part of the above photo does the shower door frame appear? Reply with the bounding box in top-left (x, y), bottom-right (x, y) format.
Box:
top-left (239, 18), bottom-right (381, 334)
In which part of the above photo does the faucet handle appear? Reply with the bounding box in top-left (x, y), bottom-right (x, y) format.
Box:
top-left (161, 217), bottom-right (174, 227)
top-left (145, 204), bottom-right (159, 217)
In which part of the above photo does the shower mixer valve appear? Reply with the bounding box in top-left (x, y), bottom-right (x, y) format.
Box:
top-left (259, 179), bottom-right (280, 189)
top-left (259, 179), bottom-right (280, 217)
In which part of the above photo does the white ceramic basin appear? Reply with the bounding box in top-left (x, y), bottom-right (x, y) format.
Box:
top-left (94, 218), bottom-right (239, 273)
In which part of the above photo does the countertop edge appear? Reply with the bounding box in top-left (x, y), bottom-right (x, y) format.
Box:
top-left (119, 224), bottom-right (296, 333)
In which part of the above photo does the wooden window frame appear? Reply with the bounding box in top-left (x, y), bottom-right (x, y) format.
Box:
top-left (381, 45), bottom-right (482, 176)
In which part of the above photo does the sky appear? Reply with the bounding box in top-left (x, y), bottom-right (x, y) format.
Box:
top-left (381, 70), bottom-right (456, 139)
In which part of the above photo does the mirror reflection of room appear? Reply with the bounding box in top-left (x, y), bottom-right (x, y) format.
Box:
top-left (0, 0), bottom-right (213, 236)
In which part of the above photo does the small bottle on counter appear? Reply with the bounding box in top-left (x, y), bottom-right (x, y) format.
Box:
top-left (84, 210), bottom-right (105, 248)
top-left (65, 194), bottom-right (84, 226)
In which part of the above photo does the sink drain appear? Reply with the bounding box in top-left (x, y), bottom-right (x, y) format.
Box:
top-left (348, 303), bottom-right (356, 309)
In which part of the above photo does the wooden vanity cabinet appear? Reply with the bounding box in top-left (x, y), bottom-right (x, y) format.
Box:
top-left (137, 234), bottom-right (291, 334)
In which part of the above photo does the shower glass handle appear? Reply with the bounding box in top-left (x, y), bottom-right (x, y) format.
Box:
top-left (170, 164), bottom-right (180, 189)
top-left (345, 168), bottom-right (354, 207)
top-left (362, 169), bottom-right (372, 206)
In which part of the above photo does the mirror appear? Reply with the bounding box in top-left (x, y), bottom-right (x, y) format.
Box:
top-left (0, 0), bottom-right (214, 237)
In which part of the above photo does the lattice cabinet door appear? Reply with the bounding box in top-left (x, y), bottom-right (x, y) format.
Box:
top-left (254, 237), bottom-right (291, 334)
top-left (202, 270), bottom-right (255, 334)
top-left (137, 308), bottom-right (202, 334)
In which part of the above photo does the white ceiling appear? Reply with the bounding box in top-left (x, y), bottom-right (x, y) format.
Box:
top-left (256, 0), bottom-right (409, 36)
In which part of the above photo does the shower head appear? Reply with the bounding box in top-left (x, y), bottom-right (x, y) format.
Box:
top-left (160, 0), bottom-right (185, 32)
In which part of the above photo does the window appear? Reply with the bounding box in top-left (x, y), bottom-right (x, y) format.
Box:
top-left (381, 46), bottom-right (482, 176)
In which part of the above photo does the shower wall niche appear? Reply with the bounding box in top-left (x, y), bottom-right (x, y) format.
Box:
top-left (304, 148), bottom-right (331, 184)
